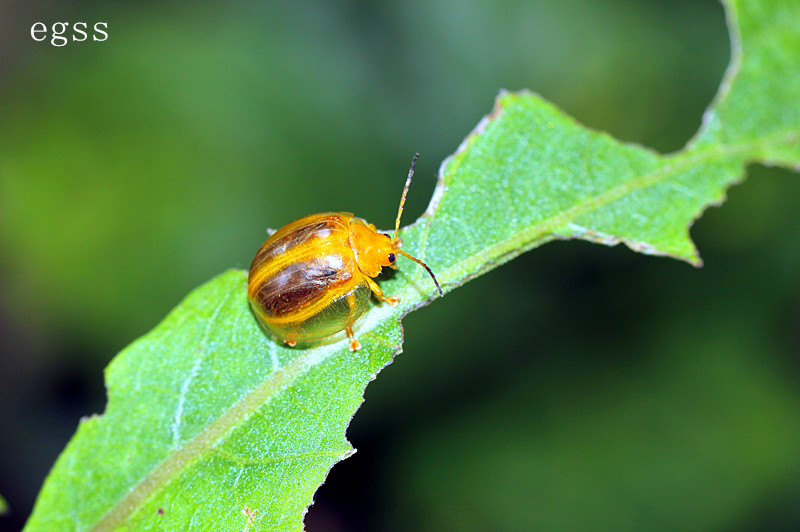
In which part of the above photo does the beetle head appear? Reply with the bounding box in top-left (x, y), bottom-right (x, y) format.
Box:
top-left (349, 220), bottom-right (398, 277)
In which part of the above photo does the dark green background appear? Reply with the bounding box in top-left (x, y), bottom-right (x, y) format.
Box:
top-left (2, 1), bottom-right (799, 530)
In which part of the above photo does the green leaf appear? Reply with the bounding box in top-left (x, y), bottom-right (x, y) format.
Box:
top-left (25, 0), bottom-right (800, 530)
top-left (0, 494), bottom-right (8, 516)
top-left (26, 270), bottom-right (392, 531)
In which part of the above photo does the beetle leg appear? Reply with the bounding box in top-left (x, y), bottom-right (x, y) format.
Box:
top-left (284, 340), bottom-right (297, 347)
top-left (365, 277), bottom-right (399, 306)
top-left (345, 326), bottom-right (361, 351)
top-left (344, 295), bottom-right (362, 351)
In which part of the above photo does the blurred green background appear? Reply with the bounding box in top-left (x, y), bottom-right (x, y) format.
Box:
top-left (2, 1), bottom-right (800, 530)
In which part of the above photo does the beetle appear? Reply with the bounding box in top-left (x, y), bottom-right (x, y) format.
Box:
top-left (248, 153), bottom-right (442, 351)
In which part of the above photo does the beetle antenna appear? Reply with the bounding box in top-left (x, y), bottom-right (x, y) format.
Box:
top-left (393, 153), bottom-right (419, 244)
top-left (396, 249), bottom-right (443, 297)
top-left (392, 153), bottom-right (442, 298)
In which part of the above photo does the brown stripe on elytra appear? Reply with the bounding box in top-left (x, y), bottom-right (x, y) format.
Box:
top-left (252, 219), bottom-right (341, 267)
top-left (255, 258), bottom-right (352, 316)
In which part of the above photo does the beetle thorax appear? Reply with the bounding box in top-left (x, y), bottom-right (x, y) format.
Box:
top-left (348, 218), bottom-right (396, 278)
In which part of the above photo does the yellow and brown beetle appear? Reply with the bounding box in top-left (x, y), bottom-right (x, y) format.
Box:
top-left (248, 154), bottom-right (441, 351)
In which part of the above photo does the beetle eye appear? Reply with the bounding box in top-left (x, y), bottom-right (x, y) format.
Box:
top-left (388, 253), bottom-right (396, 263)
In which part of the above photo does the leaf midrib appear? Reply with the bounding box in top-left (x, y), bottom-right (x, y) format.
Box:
top-left (90, 334), bottom-right (339, 531)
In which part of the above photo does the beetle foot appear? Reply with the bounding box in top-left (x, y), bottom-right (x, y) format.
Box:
top-left (346, 326), bottom-right (361, 351)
